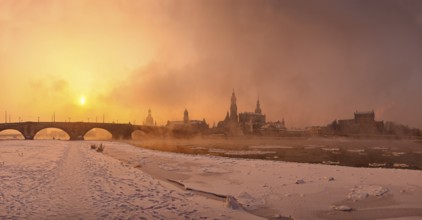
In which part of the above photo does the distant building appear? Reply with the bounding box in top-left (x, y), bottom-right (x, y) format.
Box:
top-left (238, 99), bottom-right (266, 134)
top-left (143, 109), bottom-right (155, 126)
top-left (260, 119), bottom-right (286, 135)
top-left (217, 91), bottom-right (243, 135)
top-left (218, 91), bottom-right (273, 135)
top-left (333, 111), bottom-right (384, 135)
top-left (384, 121), bottom-right (421, 137)
top-left (183, 108), bottom-right (189, 123)
top-left (166, 109), bottom-right (209, 136)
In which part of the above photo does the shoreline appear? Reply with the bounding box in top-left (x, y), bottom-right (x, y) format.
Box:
top-left (125, 137), bottom-right (422, 170)
top-left (102, 141), bottom-right (422, 220)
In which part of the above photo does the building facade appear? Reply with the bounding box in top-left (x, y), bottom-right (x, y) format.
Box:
top-left (334, 111), bottom-right (384, 135)
top-left (260, 119), bottom-right (286, 135)
top-left (217, 91), bottom-right (267, 134)
top-left (238, 99), bottom-right (266, 134)
top-left (166, 109), bottom-right (209, 137)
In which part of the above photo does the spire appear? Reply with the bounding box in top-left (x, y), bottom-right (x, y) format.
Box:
top-left (183, 108), bottom-right (189, 123)
top-left (230, 90), bottom-right (238, 122)
top-left (231, 90), bottom-right (236, 104)
top-left (255, 97), bottom-right (262, 114)
top-left (225, 111), bottom-right (230, 121)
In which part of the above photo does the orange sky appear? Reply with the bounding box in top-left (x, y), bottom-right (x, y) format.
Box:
top-left (1, 1), bottom-right (422, 128)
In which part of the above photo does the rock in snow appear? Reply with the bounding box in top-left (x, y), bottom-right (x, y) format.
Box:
top-left (225, 196), bottom-right (243, 210)
top-left (324, 176), bottom-right (335, 181)
top-left (348, 185), bottom-right (389, 201)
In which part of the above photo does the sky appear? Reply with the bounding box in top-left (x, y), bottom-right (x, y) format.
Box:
top-left (0, 0), bottom-right (421, 128)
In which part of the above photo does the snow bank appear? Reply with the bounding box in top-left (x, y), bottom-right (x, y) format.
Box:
top-left (101, 141), bottom-right (422, 220)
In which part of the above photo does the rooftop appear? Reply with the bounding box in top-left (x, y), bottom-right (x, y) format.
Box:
top-left (354, 111), bottom-right (374, 115)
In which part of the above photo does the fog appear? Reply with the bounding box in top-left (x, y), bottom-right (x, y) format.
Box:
top-left (1, 0), bottom-right (421, 128)
top-left (109, 0), bottom-right (422, 128)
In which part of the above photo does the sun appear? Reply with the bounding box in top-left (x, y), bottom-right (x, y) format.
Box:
top-left (79, 96), bottom-right (86, 106)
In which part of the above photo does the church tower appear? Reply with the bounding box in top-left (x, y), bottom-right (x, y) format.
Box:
top-left (255, 98), bottom-right (262, 114)
top-left (183, 109), bottom-right (189, 123)
top-left (144, 109), bottom-right (154, 126)
top-left (230, 90), bottom-right (238, 122)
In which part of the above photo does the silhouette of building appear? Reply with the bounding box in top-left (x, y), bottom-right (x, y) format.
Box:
top-left (333, 111), bottom-right (384, 135)
top-left (166, 109), bottom-right (209, 137)
top-left (217, 91), bottom-right (273, 135)
top-left (217, 91), bottom-right (242, 135)
top-left (238, 99), bottom-right (266, 133)
top-left (143, 109), bottom-right (155, 126)
top-left (230, 91), bottom-right (238, 122)
top-left (260, 119), bottom-right (286, 134)
top-left (384, 121), bottom-right (421, 137)
top-left (183, 109), bottom-right (189, 123)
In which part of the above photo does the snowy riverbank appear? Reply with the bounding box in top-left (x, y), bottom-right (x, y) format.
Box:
top-left (0, 140), bottom-right (256, 219)
top-left (1, 140), bottom-right (421, 219)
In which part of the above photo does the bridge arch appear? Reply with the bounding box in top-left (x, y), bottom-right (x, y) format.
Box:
top-left (84, 128), bottom-right (113, 140)
top-left (131, 126), bottom-right (164, 139)
top-left (34, 128), bottom-right (70, 140)
top-left (131, 130), bottom-right (148, 140)
top-left (0, 129), bottom-right (25, 140)
top-left (0, 122), bottom-right (160, 141)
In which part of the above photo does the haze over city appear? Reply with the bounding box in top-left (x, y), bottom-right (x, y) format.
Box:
top-left (1, 1), bottom-right (422, 220)
top-left (1, 0), bottom-right (422, 128)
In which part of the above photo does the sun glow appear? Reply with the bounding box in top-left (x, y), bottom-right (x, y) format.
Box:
top-left (79, 96), bottom-right (86, 106)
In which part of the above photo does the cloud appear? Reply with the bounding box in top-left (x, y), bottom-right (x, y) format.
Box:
top-left (102, 0), bottom-right (422, 128)
top-left (52, 79), bottom-right (69, 92)
top-left (1, 0), bottom-right (422, 128)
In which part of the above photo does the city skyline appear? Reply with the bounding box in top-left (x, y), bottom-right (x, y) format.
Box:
top-left (1, 1), bottom-right (421, 128)
top-left (2, 90), bottom-right (419, 132)
top-left (0, 2), bottom-right (421, 219)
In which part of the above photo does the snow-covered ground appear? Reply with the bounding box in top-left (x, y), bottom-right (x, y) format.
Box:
top-left (0, 141), bottom-right (256, 219)
top-left (1, 140), bottom-right (422, 219)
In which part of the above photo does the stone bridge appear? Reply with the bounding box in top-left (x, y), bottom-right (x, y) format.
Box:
top-left (0, 122), bottom-right (163, 140)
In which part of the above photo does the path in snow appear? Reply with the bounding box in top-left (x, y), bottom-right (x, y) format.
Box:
top-left (0, 141), bottom-right (258, 219)
top-left (40, 144), bottom-right (96, 219)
